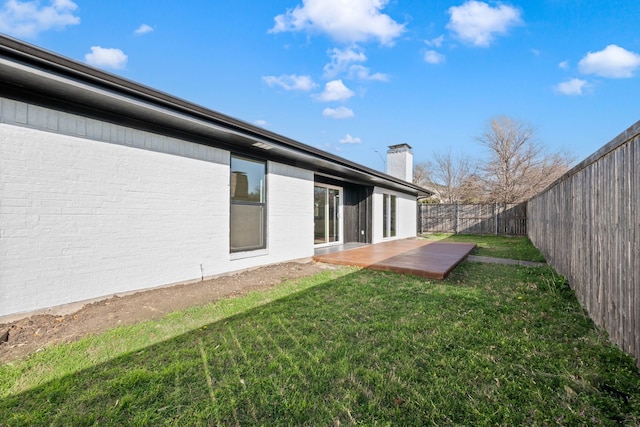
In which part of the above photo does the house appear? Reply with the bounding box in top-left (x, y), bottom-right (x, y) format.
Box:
top-left (0, 35), bottom-right (431, 319)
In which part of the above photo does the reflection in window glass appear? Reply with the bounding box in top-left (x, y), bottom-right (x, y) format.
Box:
top-left (314, 187), bottom-right (326, 244)
top-left (383, 194), bottom-right (389, 238)
top-left (383, 193), bottom-right (397, 238)
top-left (390, 194), bottom-right (397, 237)
top-left (231, 157), bottom-right (265, 203)
top-left (230, 156), bottom-right (266, 252)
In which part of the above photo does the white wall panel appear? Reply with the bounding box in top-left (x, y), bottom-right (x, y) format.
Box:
top-left (371, 187), bottom-right (417, 244)
top-left (1, 121), bottom-right (229, 317)
top-left (0, 100), bottom-right (315, 318)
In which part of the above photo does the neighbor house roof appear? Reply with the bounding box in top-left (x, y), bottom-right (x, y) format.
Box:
top-left (0, 35), bottom-right (432, 197)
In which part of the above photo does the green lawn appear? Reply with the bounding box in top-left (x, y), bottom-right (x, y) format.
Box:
top-left (1, 241), bottom-right (638, 425)
top-left (420, 233), bottom-right (547, 262)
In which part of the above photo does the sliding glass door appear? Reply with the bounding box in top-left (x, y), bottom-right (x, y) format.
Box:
top-left (314, 185), bottom-right (341, 245)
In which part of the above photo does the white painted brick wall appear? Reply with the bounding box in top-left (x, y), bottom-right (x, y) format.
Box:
top-left (1, 123), bottom-right (230, 316)
top-left (386, 148), bottom-right (413, 182)
top-left (371, 187), bottom-right (417, 244)
top-left (0, 99), bottom-right (315, 318)
top-left (266, 162), bottom-right (314, 259)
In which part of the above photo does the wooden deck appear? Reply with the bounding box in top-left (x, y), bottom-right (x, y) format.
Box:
top-left (313, 239), bottom-right (476, 279)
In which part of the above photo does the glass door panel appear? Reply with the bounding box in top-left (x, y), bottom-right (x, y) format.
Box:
top-left (328, 188), bottom-right (339, 243)
top-left (314, 186), bottom-right (327, 244)
top-left (314, 185), bottom-right (341, 245)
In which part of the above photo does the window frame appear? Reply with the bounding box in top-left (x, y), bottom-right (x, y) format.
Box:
top-left (313, 184), bottom-right (343, 246)
top-left (230, 155), bottom-right (267, 253)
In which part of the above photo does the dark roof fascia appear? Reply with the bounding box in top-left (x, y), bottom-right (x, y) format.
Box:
top-left (0, 34), bottom-right (432, 197)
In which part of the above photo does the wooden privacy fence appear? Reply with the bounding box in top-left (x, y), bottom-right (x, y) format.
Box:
top-left (418, 203), bottom-right (527, 235)
top-left (528, 120), bottom-right (640, 366)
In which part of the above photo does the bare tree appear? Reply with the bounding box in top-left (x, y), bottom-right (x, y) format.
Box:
top-left (458, 173), bottom-right (488, 203)
top-left (413, 151), bottom-right (476, 203)
top-left (413, 161), bottom-right (434, 188)
top-left (478, 115), bottom-right (574, 203)
top-left (413, 161), bottom-right (442, 202)
top-left (431, 148), bottom-right (475, 203)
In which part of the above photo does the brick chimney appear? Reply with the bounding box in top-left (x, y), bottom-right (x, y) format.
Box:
top-left (386, 143), bottom-right (413, 182)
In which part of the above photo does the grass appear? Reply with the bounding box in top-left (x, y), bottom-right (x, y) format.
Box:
top-left (1, 240), bottom-right (639, 425)
top-left (421, 233), bottom-right (547, 262)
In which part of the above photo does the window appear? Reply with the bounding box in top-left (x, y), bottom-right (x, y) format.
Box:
top-left (230, 156), bottom-right (266, 252)
top-left (382, 193), bottom-right (397, 238)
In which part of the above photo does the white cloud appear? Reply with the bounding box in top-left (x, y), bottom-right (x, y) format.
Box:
top-left (425, 35), bottom-right (445, 48)
top-left (348, 64), bottom-right (388, 81)
top-left (269, 0), bottom-right (405, 46)
top-left (578, 45), bottom-right (640, 78)
top-left (254, 119), bottom-right (268, 127)
top-left (134, 24), bottom-right (153, 35)
top-left (446, 0), bottom-right (522, 47)
top-left (339, 134), bottom-right (362, 144)
top-left (323, 47), bottom-right (388, 81)
top-left (558, 60), bottom-right (569, 70)
top-left (555, 78), bottom-right (589, 96)
top-left (531, 48), bottom-right (540, 56)
top-left (0, 0), bottom-right (80, 38)
top-left (424, 50), bottom-right (446, 64)
top-left (85, 46), bottom-right (128, 70)
top-left (323, 106), bottom-right (354, 119)
top-left (314, 79), bottom-right (355, 102)
top-left (262, 74), bottom-right (316, 91)
top-left (324, 46), bottom-right (367, 78)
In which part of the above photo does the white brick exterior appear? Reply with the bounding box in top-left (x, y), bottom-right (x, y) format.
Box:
top-left (371, 187), bottom-right (417, 244)
top-left (266, 162), bottom-right (315, 260)
top-left (386, 144), bottom-right (413, 182)
top-left (0, 99), bottom-right (314, 318)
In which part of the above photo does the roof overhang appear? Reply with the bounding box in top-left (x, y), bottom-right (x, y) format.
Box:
top-left (0, 35), bottom-right (432, 197)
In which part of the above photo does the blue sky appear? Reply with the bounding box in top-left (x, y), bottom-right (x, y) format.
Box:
top-left (1, 0), bottom-right (639, 172)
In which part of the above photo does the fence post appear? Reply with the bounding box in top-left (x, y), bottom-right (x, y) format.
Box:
top-left (455, 203), bottom-right (459, 235)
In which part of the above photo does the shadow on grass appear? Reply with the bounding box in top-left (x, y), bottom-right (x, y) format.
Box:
top-left (2, 263), bottom-right (639, 426)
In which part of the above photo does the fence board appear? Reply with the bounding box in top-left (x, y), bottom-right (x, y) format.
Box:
top-left (418, 203), bottom-right (527, 235)
top-left (528, 119), bottom-right (640, 366)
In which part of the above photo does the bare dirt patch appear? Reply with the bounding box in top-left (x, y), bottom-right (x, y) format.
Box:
top-left (1, 261), bottom-right (331, 364)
